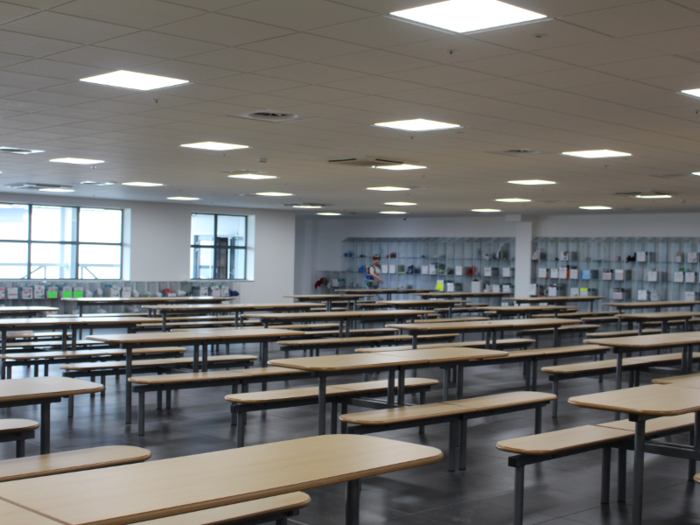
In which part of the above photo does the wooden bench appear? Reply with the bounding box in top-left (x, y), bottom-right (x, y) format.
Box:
top-left (0, 419), bottom-right (39, 457)
top-left (297, 327), bottom-right (398, 337)
top-left (278, 333), bottom-right (460, 357)
top-left (520, 323), bottom-right (600, 335)
top-left (0, 445), bottom-right (152, 482)
top-left (340, 391), bottom-right (556, 472)
top-left (586, 328), bottom-right (662, 338)
top-left (496, 414), bottom-right (695, 525)
top-left (136, 492), bottom-right (311, 525)
top-left (129, 367), bottom-right (313, 436)
top-left (354, 339), bottom-right (535, 353)
top-left (225, 377), bottom-right (439, 447)
top-left (543, 352), bottom-right (700, 417)
top-left (413, 316), bottom-right (491, 323)
top-left (6, 339), bottom-right (109, 351)
top-left (2, 346), bottom-right (187, 379)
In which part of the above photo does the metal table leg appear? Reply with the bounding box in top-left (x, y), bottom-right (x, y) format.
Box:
top-left (631, 417), bottom-right (647, 525)
top-left (125, 346), bottom-right (133, 425)
top-left (318, 375), bottom-right (327, 435)
top-left (193, 344), bottom-right (200, 371)
top-left (387, 370), bottom-right (395, 408)
top-left (345, 479), bottom-right (360, 525)
top-left (397, 368), bottom-right (405, 405)
top-left (40, 401), bottom-right (51, 454)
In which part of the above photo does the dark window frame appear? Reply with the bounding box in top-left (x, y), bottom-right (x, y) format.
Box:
top-left (190, 213), bottom-right (248, 280)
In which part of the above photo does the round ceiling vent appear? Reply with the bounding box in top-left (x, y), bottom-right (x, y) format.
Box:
top-left (245, 111), bottom-right (298, 122)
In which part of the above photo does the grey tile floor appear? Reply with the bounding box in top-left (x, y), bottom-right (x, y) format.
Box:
top-left (2, 335), bottom-right (699, 524)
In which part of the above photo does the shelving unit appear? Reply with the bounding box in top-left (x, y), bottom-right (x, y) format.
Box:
top-left (531, 237), bottom-right (700, 303)
top-left (337, 237), bottom-right (515, 298)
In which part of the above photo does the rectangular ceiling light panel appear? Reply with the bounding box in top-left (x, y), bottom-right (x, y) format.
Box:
top-left (81, 71), bottom-right (188, 91)
top-left (391, 0), bottom-right (546, 34)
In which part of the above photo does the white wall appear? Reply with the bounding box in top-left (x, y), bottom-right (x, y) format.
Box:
top-left (0, 192), bottom-right (297, 304)
top-left (295, 211), bottom-right (700, 295)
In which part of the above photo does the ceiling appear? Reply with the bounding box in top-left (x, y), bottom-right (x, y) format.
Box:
top-left (0, 0), bottom-right (699, 217)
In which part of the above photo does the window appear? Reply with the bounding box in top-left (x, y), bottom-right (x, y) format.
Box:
top-left (191, 214), bottom-right (247, 280)
top-left (0, 203), bottom-right (123, 279)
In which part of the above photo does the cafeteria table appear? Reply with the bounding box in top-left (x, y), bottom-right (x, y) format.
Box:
top-left (62, 296), bottom-right (232, 316)
top-left (0, 434), bottom-right (443, 525)
top-left (605, 300), bottom-right (700, 313)
top-left (504, 296), bottom-right (605, 312)
top-left (284, 294), bottom-right (370, 311)
top-left (0, 376), bottom-right (103, 453)
top-left (617, 310), bottom-right (697, 333)
top-left (0, 306), bottom-right (59, 317)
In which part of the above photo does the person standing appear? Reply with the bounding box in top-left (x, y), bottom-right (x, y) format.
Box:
top-left (365, 254), bottom-right (384, 289)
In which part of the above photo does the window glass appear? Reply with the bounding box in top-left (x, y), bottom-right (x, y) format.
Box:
top-left (231, 248), bottom-right (246, 279)
top-left (79, 208), bottom-right (122, 243)
top-left (0, 205), bottom-right (29, 241)
top-left (32, 206), bottom-right (76, 242)
top-left (0, 241), bottom-right (28, 278)
top-left (217, 215), bottom-right (246, 247)
top-left (191, 247), bottom-right (214, 279)
top-left (30, 243), bottom-right (74, 279)
top-left (191, 214), bottom-right (215, 246)
top-left (78, 244), bottom-right (121, 279)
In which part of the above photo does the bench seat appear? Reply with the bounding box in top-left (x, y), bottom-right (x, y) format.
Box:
top-left (0, 445), bottom-right (151, 482)
top-left (137, 492), bottom-right (311, 525)
top-left (278, 333), bottom-right (459, 356)
top-left (355, 339), bottom-right (534, 353)
top-left (226, 378), bottom-right (439, 447)
top-left (0, 419), bottom-right (39, 457)
top-left (586, 328), bottom-right (661, 338)
top-left (298, 327), bottom-right (398, 337)
top-left (341, 391), bottom-right (556, 471)
top-left (6, 339), bottom-right (108, 350)
top-left (61, 355), bottom-right (256, 373)
top-left (521, 323), bottom-right (600, 333)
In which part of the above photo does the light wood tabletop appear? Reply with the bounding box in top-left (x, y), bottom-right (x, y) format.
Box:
top-left (411, 292), bottom-right (510, 298)
top-left (0, 377), bottom-right (103, 453)
top-left (604, 300), bottom-right (700, 312)
top-left (0, 434), bottom-right (443, 525)
top-left (0, 499), bottom-right (63, 525)
top-left (0, 306), bottom-right (59, 317)
top-left (378, 347), bottom-right (507, 363)
top-left (652, 373), bottom-right (700, 388)
top-left (269, 353), bottom-right (421, 372)
top-left (617, 311), bottom-right (697, 333)
top-left (569, 384), bottom-right (700, 417)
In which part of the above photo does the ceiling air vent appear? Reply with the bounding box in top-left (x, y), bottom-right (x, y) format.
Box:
top-left (0, 147), bottom-right (44, 155)
top-left (230, 110), bottom-right (316, 123)
top-left (328, 157), bottom-right (404, 168)
top-left (489, 149), bottom-right (548, 157)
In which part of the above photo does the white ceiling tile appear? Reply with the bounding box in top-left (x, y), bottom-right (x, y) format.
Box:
top-left (155, 0), bottom-right (251, 10)
top-left (47, 46), bottom-right (164, 69)
top-left (130, 61), bottom-right (233, 83)
top-left (182, 47), bottom-right (298, 72)
top-left (132, 108), bottom-right (207, 122)
top-left (319, 50), bottom-right (433, 75)
top-left (5, 113), bottom-right (79, 126)
top-left (0, 29), bottom-right (80, 57)
top-left (457, 53), bottom-right (569, 77)
top-left (0, 71), bottom-right (66, 90)
top-left (97, 32), bottom-right (224, 60)
top-left (107, 93), bottom-right (199, 108)
top-left (152, 83), bottom-right (249, 101)
top-left (53, 0), bottom-right (202, 29)
top-left (71, 100), bottom-right (153, 115)
top-left (2, 59), bottom-right (107, 81)
top-left (204, 74), bottom-right (304, 93)
top-left (384, 87), bottom-right (477, 104)
top-left (642, 72), bottom-right (700, 91)
top-left (2, 11), bottom-right (137, 44)
top-left (259, 63), bottom-right (366, 84)
top-left (1, 0), bottom-right (67, 9)
top-left (0, 2), bottom-right (36, 22)
top-left (626, 26), bottom-right (700, 55)
top-left (384, 65), bottom-right (494, 87)
top-left (242, 33), bottom-right (369, 61)
top-left (388, 35), bottom-right (516, 64)
top-left (535, 38), bottom-right (662, 66)
top-left (449, 78), bottom-right (546, 97)
top-left (248, 85), bottom-right (360, 103)
top-left (562, 1), bottom-right (700, 38)
top-left (505, 0), bottom-right (653, 18)
top-left (0, 98), bottom-right (53, 112)
top-left (103, 114), bottom-right (174, 127)
top-left (40, 81), bottom-right (128, 99)
top-left (40, 107), bottom-right (116, 120)
top-left (322, 76), bottom-right (422, 95)
top-left (591, 55), bottom-right (700, 80)
top-left (513, 68), bottom-right (619, 89)
top-left (470, 19), bottom-right (605, 52)
top-left (311, 15), bottom-right (442, 48)
top-left (320, 0), bottom-right (441, 16)
top-left (222, 0), bottom-right (371, 31)
top-left (5, 90), bottom-right (94, 106)
top-left (155, 13), bottom-right (292, 46)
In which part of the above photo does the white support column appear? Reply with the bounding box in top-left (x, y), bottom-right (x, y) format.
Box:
top-left (514, 221), bottom-right (533, 298)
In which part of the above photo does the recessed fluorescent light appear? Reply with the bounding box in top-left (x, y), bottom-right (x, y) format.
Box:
top-left (80, 181), bottom-right (114, 186)
top-left (372, 164), bottom-right (427, 171)
top-left (0, 147), bottom-right (43, 155)
top-left (495, 198), bottom-right (531, 203)
top-left (123, 182), bottom-right (164, 187)
top-left (39, 187), bottom-right (74, 193)
top-left (693, 172), bottom-right (700, 176)
top-left (380, 211), bottom-right (407, 215)
top-left (562, 150), bottom-right (631, 158)
top-left (374, 119), bottom-right (460, 132)
top-left (293, 204), bottom-right (324, 209)
top-left (367, 186), bottom-right (410, 192)
top-left (181, 142), bottom-right (248, 151)
top-left (80, 70), bottom-right (188, 91)
top-left (167, 196), bottom-right (199, 201)
top-left (471, 208), bottom-right (501, 213)
top-left (681, 88), bottom-right (700, 99)
top-left (317, 212), bottom-right (341, 216)
top-left (384, 202), bottom-right (417, 206)
top-left (635, 194), bottom-right (672, 199)
top-left (579, 206), bottom-right (612, 210)
top-left (508, 179), bottom-right (556, 185)
top-left (50, 157), bottom-right (105, 165)
top-left (229, 174), bottom-right (277, 180)
top-left (391, 0), bottom-right (547, 34)
top-left (256, 192), bottom-right (293, 197)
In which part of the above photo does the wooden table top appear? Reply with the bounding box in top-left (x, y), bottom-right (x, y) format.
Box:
top-left (569, 384), bottom-right (700, 417)
top-left (0, 306), bottom-right (59, 313)
top-left (242, 309), bottom-right (424, 321)
top-left (604, 300), bottom-right (700, 309)
top-left (585, 332), bottom-right (700, 349)
top-left (62, 296), bottom-right (232, 304)
top-left (387, 318), bottom-right (582, 332)
top-left (88, 328), bottom-right (305, 345)
top-left (618, 311), bottom-right (698, 320)
top-left (506, 296), bottom-right (604, 303)
top-left (0, 316), bottom-right (151, 328)
top-left (378, 347), bottom-right (507, 363)
top-left (486, 306), bottom-right (575, 313)
top-left (373, 300), bottom-right (466, 307)
top-left (0, 435), bottom-right (442, 525)
top-left (0, 377), bottom-right (104, 402)
top-left (0, 499), bottom-right (62, 525)
top-left (142, 303), bottom-right (325, 312)
top-left (653, 374), bottom-right (700, 388)
top-left (338, 289), bottom-right (433, 294)
top-left (411, 292), bottom-right (509, 298)
top-left (414, 317), bottom-right (491, 324)
top-left (284, 294), bottom-right (369, 300)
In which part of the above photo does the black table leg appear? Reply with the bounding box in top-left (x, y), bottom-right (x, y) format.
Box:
top-left (346, 479), bottom-right (361, 525)
top-left (40, 401), bottom-right (51, 454)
